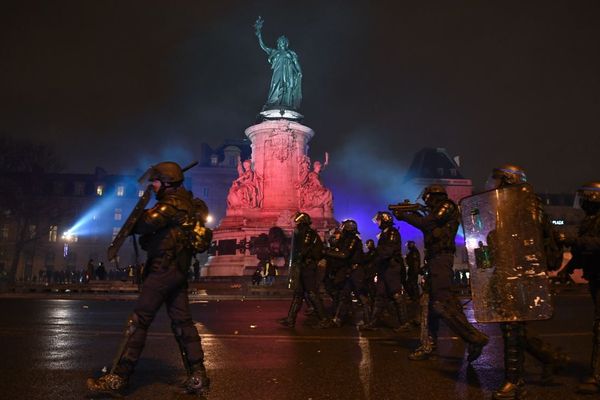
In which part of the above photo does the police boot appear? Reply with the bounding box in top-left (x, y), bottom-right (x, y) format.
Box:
top-left (392, 292), bottom-right (412, 332)
top-left (524, 332), bottom-right (570, 385)
top-left (577, 321), bottom-right (600, 394)
top-left (278, 296), bottom-right (303, 328)
top-left (306, 291), bottom-right (333, 328)
top-left (493, 323), bottom-right (527, 400)
top-left (171, 322), bottom-right (210, 395)
top-left (332, 299), bottom-right (347, 327)
top-left (357, 295), bottom-right (372, 326)
top-left (86, 373), bottom-right (128, 397)
top-left (87, 313), bottom-right (146, 396)
top-left (408, 336), bottom-right (437, 361)
top-left (361, 300), bottom-right (384, 330)
top-left (182, 363), bottom-right (210, 395)
top-left (432, 299), bottom-right (489, 363)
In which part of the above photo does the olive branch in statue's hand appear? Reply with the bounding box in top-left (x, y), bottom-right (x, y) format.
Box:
top-left (254, 16), bottom-right (264, 35)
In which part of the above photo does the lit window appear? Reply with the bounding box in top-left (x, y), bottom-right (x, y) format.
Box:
top-left (114, 208), bottom-right (122, 221)
top-left (210, 154), bottom-right (218, 166)
top-left (49, 225), bottom-right (58, 242)
top-left (96, 185), bottom-right (104, 196)
top-left (138, 190), bottom-right (145, 197)
top-left (116, 185), bottom-right (125, 197)
top-left (112, 227), bottom-right (120, 240)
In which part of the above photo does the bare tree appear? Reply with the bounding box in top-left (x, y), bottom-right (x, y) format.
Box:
top-left (0, 136), bottom-right (65, 283)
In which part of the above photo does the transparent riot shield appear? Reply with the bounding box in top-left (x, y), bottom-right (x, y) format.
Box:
top-left (460, 183), bottom-right (553, 322)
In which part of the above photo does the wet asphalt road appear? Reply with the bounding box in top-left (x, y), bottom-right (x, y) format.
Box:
top-left (0, 289), bottom-right (595, 400)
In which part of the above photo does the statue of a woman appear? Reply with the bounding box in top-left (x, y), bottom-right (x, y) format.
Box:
top-left (254, 16), bottom-right (302, 111)
top-left (227, 157), bottom-right (263, 209)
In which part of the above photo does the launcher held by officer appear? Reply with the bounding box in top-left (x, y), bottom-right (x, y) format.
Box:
top-left (391, 185), bottom-right (488, 362)
top-left (87, 161), bottom-right (211, 397)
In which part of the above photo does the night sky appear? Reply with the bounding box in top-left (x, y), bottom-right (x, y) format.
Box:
top-left (2, 0), bottom-right (599, 196)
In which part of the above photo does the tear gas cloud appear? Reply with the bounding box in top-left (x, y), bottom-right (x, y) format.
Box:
top-left (323, 135), bottom-right (425, 244)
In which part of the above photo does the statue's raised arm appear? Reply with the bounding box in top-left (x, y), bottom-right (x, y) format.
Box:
top-left (254, 16), bottom-right (272, 54)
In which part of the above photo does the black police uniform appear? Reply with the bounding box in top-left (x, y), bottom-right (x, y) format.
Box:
top-left (397, 198), bottom-right (488, 361)
top-left (405, 246), bottom-right (421, 301)
top-left (323, 231), bottom-right (367, 326)
top-left (564, 199), bottom-right (600, 393)
top-left (279, 222), bottom-right (330, 328)
top-left (365, 223), bottom-right (410, 330)
top-left (110, 186), bottom-right (207, 381)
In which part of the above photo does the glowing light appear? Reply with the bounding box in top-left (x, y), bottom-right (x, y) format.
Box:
top-left (116, 185), bottom-right (125, 197)
top-left (206, 215), bottom-right (214, 223)
top-left (61, 231), bottom-right (77, 242)
top-left (96, 185), bottom-right (104, 196)
top-left (552, 220), bottom-right (564, 226)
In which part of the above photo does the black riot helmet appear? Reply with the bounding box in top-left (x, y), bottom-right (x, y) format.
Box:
top-left (485, 164), bottom-right (527, 190)
top-left (147, 162), bottom-right (184, 186)
top-left (341, 219), bottom-right (359, 234)
top-left (373, 211), bottom-right (393, 229)
top-left (576, 182), bottom-right (600, 214)
top-left (293, 211), bottom-right (312, 226)
top-left (421, 184), bottom-right (447, 206)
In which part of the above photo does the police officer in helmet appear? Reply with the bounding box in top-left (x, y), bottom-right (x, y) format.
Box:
top-left (362, 211), bottom-right (411, 331)
top-left (484, 165), bottom-right (568, 399)
top-left (393, 185), bottom-right (488, 362)
top-left (323, 219), bottom-right (368, 327)
top-left (87, 161), bottom-right (209, 396)
top-left (561, 182), bottom-right (600, 394)
top-left (278, 212), bottom-right (332, 328)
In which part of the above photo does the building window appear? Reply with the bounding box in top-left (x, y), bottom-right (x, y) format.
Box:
top-left (138, 189), bottom-right (145, 197)
top-left (114, 208), bottom-right (122, 221)
top-left (202, 187), bottom-right (209, 197)
top-left (210, 154), bottom-right (218, 166)
top-left (116, 185), bottom-right (125, 197)
top-left (436, 167), bottom-right (444, 176)
top-left (0, 225), bottom-right (8, 239)
top-left (49, 225), bottom-right (58, 242)
top-left (96, 185), bottom-right (104, 196)
top-left (74, 182), bottom-right (85, 195)
top-left (112, 227), bottom-right (120, 240)
top-left (45, 252), bottom-right (55, 267)
top-left (450, 168), bottom-right (457, 177)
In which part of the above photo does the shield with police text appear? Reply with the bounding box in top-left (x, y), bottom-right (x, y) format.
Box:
top-left (459, 183), bottom-right (553, 323)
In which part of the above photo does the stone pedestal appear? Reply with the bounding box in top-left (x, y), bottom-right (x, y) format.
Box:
top-left (204, 119), bottom-right (337, 276)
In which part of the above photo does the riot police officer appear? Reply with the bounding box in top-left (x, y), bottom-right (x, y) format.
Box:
top-left (393, 185), bottom-right (488, 362)
top-left (362, 211), bottom-right (411, 331)
top-left (405, 241), bottom-right (421, 301)
top-left (323, 219), bottom-right (368, 326)
top-left (278, 212), bottom-right (332, 328)
top-left (363, 239), bottom-right (378, 302)
top-left (485, 165), bottom-right (568, 399)
top-left (561, 182), bottom-right (600, 394)
top-left (323, 228), bottom-right (344, 311)
top-left (87, 161), bottom-right (209, 396)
